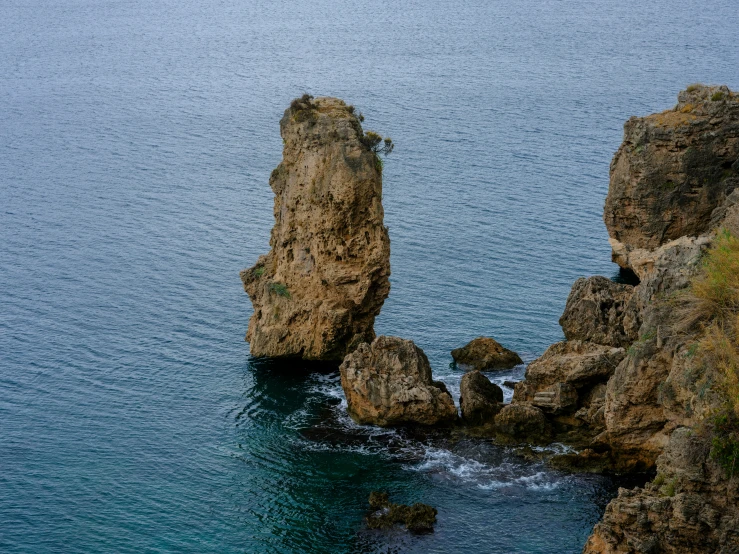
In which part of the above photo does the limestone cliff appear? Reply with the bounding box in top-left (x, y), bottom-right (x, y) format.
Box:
top-left (586, 87), bottom-right (739, 552)
top-left (605, 84), bottom-right (739, 264)
top-left (241, 96), bottom-right (391, 361)
top-left (497, 86), bottom-right (739, 552)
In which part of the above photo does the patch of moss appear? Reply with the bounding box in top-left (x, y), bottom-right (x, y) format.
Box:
top-left (269, 282), bottom-right (291, 298)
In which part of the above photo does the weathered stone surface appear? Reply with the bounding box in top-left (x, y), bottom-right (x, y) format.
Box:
top-left (339, 336), bottom-right (457, 426)
top-left (605, 85), bottom-right (739, 262)
top-left (515, 341), bottom-right (626, 399)
top-left (584, 428), bottom-right (739, 554)
top-left (459, 370), bottom-right (504, 425)
top-left (451, 337), bottom-right (522, 371)
top-left (494, 404), bottom-right (550, 440)
top-left (241, 96), bottom-right (391, 361)
top-left (559, 276), bottom-right (636, 347)
top-left (531, 382), bottom-right (578, 414)
top-left (583, 87), bottom-right (739, 551)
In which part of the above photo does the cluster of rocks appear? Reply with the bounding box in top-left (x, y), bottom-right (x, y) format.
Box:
top-left (243, 86), bottom-right (739, 550)
top-left (339, 334), bottom-right (526, 431)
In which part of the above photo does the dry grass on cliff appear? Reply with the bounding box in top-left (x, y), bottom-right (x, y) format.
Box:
top-left (683, 230), bottom-right (739, 477)
top-left (687, 229), bottom-right (739, 415)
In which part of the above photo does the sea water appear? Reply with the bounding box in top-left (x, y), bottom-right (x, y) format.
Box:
top-left (2, 0), bottom-right (738, 552)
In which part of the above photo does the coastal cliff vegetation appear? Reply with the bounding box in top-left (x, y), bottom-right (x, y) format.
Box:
top-left (687, 230), bottom-right (739, 477)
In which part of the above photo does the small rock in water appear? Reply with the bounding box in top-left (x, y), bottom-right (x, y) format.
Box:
top-left (366, 491), bottom-right (437, 533)
top-left (503, 380), bottom-right (519, 389)
top-left (451, 337), bottom-right (522, 371)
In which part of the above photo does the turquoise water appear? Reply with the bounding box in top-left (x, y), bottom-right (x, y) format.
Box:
top-left (2, 0), bottom-right (738, 552)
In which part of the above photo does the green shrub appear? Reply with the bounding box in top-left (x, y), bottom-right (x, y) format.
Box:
top-left (290, 94), bottom-right (317, 123)
top-left (711, 91), bottom-right (725, 102)
top-left (269, 282), bottom-right (291, 298)
top-left (254, 266), bottom-right (265, 278)
top-left (662, 479), bottom-right (676, 497)
top-left (710, 411), bottom-right (739, 478)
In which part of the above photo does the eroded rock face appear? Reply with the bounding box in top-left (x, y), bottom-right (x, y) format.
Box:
top-left (584, 428), bottom-right (739, 554)
top-left (514, 341), bottom-right (626, 401)
top-left (511, 341), bottom-right (625, 436)
top-left (241, 96), bottom-right (391, 361)
top-left (459, 370), bottom-right (504, 425)
top-left (582, 87), bottom-right (739, 551)
top-left (451, 337), bottom-right (522, 371)
top-left (339, 336), bottom-right (457, 426)
top-left (605, 85), bottom-right (739, 262)
top-left (559, 276), bottom-right (636, 347)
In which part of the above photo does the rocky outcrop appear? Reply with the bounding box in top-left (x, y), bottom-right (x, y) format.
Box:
top-left (339, 336), bottom-right (457, 426)
top-left (459, 370), bottom-right (504, 425)
top-left (559, 277), bottom-right (636, 347)
top-left (516, 341), bottom-right (626, 400)
top-left (584, 428), bottom-right (739, 554)
top-left (579, 86), bottom-right (739, 552)
top-left (241, 96), bottom-right (391, 361)
top-left (451, 337), bottom-right (522, 371)
top-left (605, 84), bottom-right (739, 265)
top-left (512, 341), bottom-right (625, 436)
top-left (494, 404), bottom-right (551, 442)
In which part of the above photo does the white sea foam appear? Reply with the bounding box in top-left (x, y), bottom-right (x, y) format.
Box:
top-left (407, 446), bottom-right (565, 492)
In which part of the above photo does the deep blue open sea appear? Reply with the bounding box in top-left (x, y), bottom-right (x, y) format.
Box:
top-left (2, 0), bottom-right (738, 552)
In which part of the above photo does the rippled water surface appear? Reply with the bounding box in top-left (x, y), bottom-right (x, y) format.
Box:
top-left (2, 0), bottom-right (738, 552)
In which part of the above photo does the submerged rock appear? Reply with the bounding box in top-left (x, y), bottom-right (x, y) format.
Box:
top-left (241, 96), bottom-right (391, 361)
top-left (605, 84), bottom-right (739, 265)
top-left (459, 370), bottom-right (504, 425)
top-left (366, 491), bottom-right (437, 533)
top-left (339, 336), bottom-right (457, 426)
top-left (451, 337), bottom-right (522, 371)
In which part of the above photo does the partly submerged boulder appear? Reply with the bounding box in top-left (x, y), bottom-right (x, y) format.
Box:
top-left (366, 492), bottom-right (437, 533)
top-left (459, 370), bottom-right (504, 425)
top-left (339, 336), bottom-right (457, 426)
top-left (451, 337), bottom-right (522, 371)
top-left (241, 96), bottom-right (391, 361)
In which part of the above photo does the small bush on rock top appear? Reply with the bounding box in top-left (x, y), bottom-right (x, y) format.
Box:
top-left (361, 131), bottom-right (394, 172)
top-left (290, 94), bottom-right (317, 123)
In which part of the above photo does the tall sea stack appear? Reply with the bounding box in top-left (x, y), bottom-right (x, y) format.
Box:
top-left (241, 96), bottom-right (391, 361)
